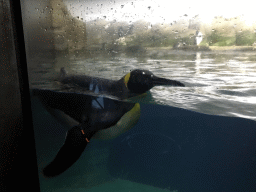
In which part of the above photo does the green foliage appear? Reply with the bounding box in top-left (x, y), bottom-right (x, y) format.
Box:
top-left (206, 30), bottom-right (236, 46)
top-left (180, 36), bottom-right (195, 46)
top-left (199, 39), bottom-right (209, 46)
top-left (125, 32), bottom-right (177, 47)
top-left (235, 30), bottom-right (256, 46)
top-left (204, 29), bottom-right (256, 46)
top-left (207, 30), bottom-right (219, 45)
top-left (86, 18), bottom-right (256, 49)
top-left (125, 32), bottom-right (197, 48)
top-left (212, 37), bottom-right (236, 46)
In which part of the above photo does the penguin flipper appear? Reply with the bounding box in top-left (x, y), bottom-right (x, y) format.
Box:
top-left (42, 126), bottom-right (96, 178)
top-left (42, 107), bottom-right (129, 178)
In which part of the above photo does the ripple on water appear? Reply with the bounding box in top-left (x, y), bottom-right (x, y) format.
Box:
top-left (29, 51), bottom-right (256, 121)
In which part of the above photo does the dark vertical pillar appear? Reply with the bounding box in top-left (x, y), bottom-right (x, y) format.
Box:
top-left (0, 0), bottom-right (40, 191)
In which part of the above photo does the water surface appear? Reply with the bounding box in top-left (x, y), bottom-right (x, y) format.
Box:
top-left (29, 49), bottom-right (256, 121)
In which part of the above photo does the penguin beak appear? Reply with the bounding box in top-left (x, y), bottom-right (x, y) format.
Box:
top-left (152, 76), bottom-right (185, 87)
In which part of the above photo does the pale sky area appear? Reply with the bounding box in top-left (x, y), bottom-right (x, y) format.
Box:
top-left (64, 0), bottom-right (256, 25)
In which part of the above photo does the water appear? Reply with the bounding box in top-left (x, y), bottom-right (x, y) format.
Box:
top-left (29, 49), bottom-right (256, 192)
top-left (29, 49), bottom-right (256, 121)
top-left (32, 98), bottom-right (256, 192)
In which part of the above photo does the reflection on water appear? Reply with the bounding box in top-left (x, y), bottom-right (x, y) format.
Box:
top-left (28, 49), bottom-right (256, 121)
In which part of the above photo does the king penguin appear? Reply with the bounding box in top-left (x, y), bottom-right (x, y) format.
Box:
top-left (59, 67), bottom-right (184, 99)
top-left (32, 68), bottom-right (185, 178)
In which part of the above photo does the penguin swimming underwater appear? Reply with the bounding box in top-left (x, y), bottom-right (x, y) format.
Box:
top-left (33, 89), bottom-right (138, 177)
top-left (32, 68), bottom-right (184, 177)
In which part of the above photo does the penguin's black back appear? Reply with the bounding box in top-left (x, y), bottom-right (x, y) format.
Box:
top-left (32, 89), bottom-right (135, 124)
top-left (33, 89), bottom-right (91, 123)
top-left (59, 73), bottom-right (136, 100)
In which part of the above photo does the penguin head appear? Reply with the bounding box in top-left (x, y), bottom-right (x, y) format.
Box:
top-left (124, 69), bottom-right (185, 94)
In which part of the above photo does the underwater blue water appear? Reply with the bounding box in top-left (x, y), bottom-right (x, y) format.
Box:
top-left (29, 50), bottom-right (256, 192)
top-left (32, 97), bottom-right (256, 192)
